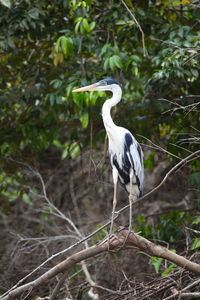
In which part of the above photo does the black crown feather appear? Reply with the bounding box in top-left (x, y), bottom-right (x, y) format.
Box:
top-left (99, 78), bottom-right (121, 86)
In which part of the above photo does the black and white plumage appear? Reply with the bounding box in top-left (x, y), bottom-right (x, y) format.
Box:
top-left (110, 130), bottom-right (144, 197)
top-left (73, 78), bottom-right (144, 233)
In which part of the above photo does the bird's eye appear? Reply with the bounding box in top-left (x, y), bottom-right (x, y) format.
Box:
top-left (100, 80), bottom-right (107, 85)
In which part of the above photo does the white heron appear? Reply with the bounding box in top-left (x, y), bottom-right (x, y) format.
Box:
top-left (73, 78), bottom-right (144, 234)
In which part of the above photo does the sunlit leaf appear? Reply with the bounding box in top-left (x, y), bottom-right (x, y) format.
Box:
top-left (192, 216), bottom-right (200, 225)
top-left (22, 193), bottom-right (32, 206)
top-left (62, 147), bottom-right (69, 159)
top-left (0, 0), bottom-right (11, 8)
top-left (162, 264), bottom-right (176, 276)
top-left (116, 20), bottom-right (127, 25)
top-left (80, 111), bottom-right (89, 128)
top-left (69, 142), bottom-right (81, 159)
top-left (82, 18), bottom-right (90, 32)
top-left (149, 257), bottom-right (163, 273)
top-left (191, 238), bottom-right (200, 250)
top-left (89, 21), bottom-right (96, 31)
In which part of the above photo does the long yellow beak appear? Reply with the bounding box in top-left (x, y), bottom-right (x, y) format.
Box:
top-left (72, 82), bottom-right (100, 93)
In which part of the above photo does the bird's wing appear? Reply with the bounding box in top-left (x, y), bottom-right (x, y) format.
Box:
top-left (124, 133), bottom-right (144, 192)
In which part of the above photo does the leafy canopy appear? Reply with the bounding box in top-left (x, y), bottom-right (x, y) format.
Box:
top-left (0, 0), bottom-right (200, 210)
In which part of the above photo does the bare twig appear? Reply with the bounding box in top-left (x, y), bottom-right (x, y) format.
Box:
top-left (138, 149), bottom-right (200, 200)
top-left (37, 171), bottom-right (83, 238)
top-left (163, 277), bottom-right (200, 300)
top-left (121, 0), bottom-right (147, 57)
top-left (1, 217), bottom-right (113, 300)
top-left (40, 175), bottom-right (100, 300)
top-left (2, 229), bottom-right (200, 300)
top-left (180, 293), bottom-right (200, 298)
top-left (3, 149), bottom-right (200, 299)
top-left (81, 261), bottom-right (99, 300)
top-left (49, 270), bottom-right (68, 300)
top-left (140, 135), bottom-right (182, 160)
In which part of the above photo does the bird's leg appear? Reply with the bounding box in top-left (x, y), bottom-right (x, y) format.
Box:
top-left (128, 169), bottom-right (134, 232)
top-left (109, 167), bottom-right (118, 236)
top-left (121, 170), bottom-right (136, 247)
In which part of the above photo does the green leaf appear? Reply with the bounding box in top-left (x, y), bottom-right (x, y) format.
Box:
top-left (89, 91), bottom-right (102, 106)
top-left (109, 56), bottom-right (115, 71)
top-left (55, 36), bottom-right (62, 53)
top-left (61, 147), bottom-right (69, 160)
top-left (82, 18), bottom-right (90, 32)
top-left (103, 57), bottom-right (110, 71)
top-left (0, 0), bottom-right (11, 8)
top-left (70, 142), bottom-right (81, 159)
top-left (134, 65), bottom-right (139, 76)
top-left (192, 216), bottom-right (200, 225)
top-left (56, 96), bottom-right (62, 104)
top-left (75, 20), bottom-right (81, 33)
top-left (66, 37), bottom-right (74, 54)
top-left (60, 37), bottom-right (68, 55)
top-left (100, 43), bottom-right (111, 57)
top-left (80, 111), bottom-right (89, 128)
top-left (53, 140), bottom-right (63, 148)
top-left (162, 263), bottom-right (176, 276)
top-left (73, 92), bottom-right (87, 108)
top-left (137, 214), bottom-right (146, 224)
top-left (110, 55), bottom-right (123, 70)
top-left (49, 94), bottom-right (55, 106)
top-left (22, 193), bottom-right (32, 206)
top-left (116, 20), bottom-right (127, 25)
top-left (28, 8), bottom-right (39, 20)
top-left (149, 257), bottom-right (163, 273)
top-left (85, 0), bottom-right (93, 5)
top-left (89, 21), bottom-right (96, 31)
top-left (191, 238), bottom-right (200, 250)
top-left (55, 36), bottom-right (74, 57)
top-left (191, 69), bottom-right (198, 77)
top-left (50, 79), bottom-right (62, 89)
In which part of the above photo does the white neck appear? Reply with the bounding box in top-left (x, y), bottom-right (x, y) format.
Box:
top-left (102, 86), bottom-right (122, 132)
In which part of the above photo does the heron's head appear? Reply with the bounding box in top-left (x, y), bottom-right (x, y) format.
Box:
top-left (72, 78), bottom-right (121, 93)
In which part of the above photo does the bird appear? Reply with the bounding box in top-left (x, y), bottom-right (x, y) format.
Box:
top-left (73, 78), bottom-right (144, 234)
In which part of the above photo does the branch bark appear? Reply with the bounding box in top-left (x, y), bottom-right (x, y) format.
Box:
top-left (6, 149), bottom-right (200, 296)
top-left (2, 229), bottom-right (200, 300)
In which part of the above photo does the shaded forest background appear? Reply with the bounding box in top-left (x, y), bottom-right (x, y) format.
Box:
top-left (0, 0), bottom-right (200, 299)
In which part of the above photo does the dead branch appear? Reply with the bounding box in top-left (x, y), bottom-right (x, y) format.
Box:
top-left (3, 149), bottom-right (200, 300)
top-left (164, 292), bottom-right (200, 300)
top-left (2, 229), bottom-right (200, 300)
top-left (181, 293), bottom-right (200, 298)
top-left (163, 277), bottom-right (200, 300)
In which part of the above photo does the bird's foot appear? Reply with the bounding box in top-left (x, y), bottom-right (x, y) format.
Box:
top-left (121, 226), bottom-right (135, 247)
top-left (98, 232), bottom-right (118, 251)
top-left (106, 232), bottom-right (114, 251)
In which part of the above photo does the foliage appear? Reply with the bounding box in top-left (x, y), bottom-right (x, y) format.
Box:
top-left (135, 211), bottom-right (191, 243)
top-left (149, 253), bottom-right (176, 276)
top-left (0, 0), bottom-right (199, 248)
top-left (1, 4), bottom-right (200, 299)
top-left (0, 0), bottom-right (199, 162)
top-left (136, 211), bottom-right (198, 274)
top-left (191, 238), bottom-right (200, 250)
top-left (189, 172), bottom-right (200, 205)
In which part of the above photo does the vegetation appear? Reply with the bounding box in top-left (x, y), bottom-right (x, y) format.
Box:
top-left (0, 0), bottom-right (200, 299)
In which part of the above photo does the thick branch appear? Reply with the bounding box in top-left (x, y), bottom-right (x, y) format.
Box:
top-left (120, 230), bottom-right (200, 274)
top-left (6, 149), bottom-right (200, 295)
top-left (2, 229), bottom-right (200, 300)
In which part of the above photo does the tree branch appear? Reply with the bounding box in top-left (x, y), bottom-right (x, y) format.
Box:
top-left (2, 229), bottom-right (200, 300)
top-left (121, 0), bottom-right (147, 57)
top-left (5, 149), bottom-right (200, 299)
